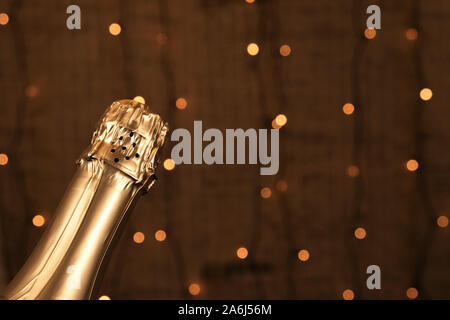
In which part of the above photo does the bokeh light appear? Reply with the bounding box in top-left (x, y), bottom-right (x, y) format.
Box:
top-left (297, 249), bottom-right (310, 262)
top-left (406, 287), bottom-right (418, 299)
top-left (354, 227), bottom-right (366, 240)
top-left (98, 295), bottom-right (111, 300)
top-left (0, 13), bottom-right (9, 25)
top-left (342, 103), bottom-right (355, 115)
top-left (405, 28), bottom-right (418, 41)
top-left (406, 159), bottom-right (419, 172)
top-left (188, 283), bottom-right (201, 296)
top-left (32, 215), bottom-right (45, 227)
top-left (155, 229), bottom-right (167, 242)
top-left (272, 119), bottom-right (281, 129)
top-left (347, 165), bottom-right (360, 178)
top-left (260, 187), bottom-right (272, 199)
top-left (342, 289), bottom-right (354, 300)
top-left (109, 23), bottom-right (121, 36)
top-left (236, 247), bottom-right (248, 259)
top-left (437, 216), bottom-right (449, 228)
top-left (133, 232), bottom-right (145, 244)
top-left (247, 43), bottom-right (259, 56)
top-left (364, 28), bottom-right (376, 39)
top-left (276, 180), bottom-right (288, 192)
top-left (176, 97), bottom-right (188, 110)
top-left (279, 44), bottom-right (291, 57)
top-left (0, 153), bottom-right (8, 166)
top-left (164, 158), bottom-right (175, 171)
top-left (156, 32), bottom-right (168, 45)
top-left (25, 85), bottom-right (39, 98)
top-left (275, 114), bottom-right (287, 127)
top-left (420, 88), bottom-right (432, 101)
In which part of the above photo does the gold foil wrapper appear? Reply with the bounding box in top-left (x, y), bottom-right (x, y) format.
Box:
top-left (2, 99), bottom-right (168, 300)
top-left (86, 99), bottom-right (168, 185)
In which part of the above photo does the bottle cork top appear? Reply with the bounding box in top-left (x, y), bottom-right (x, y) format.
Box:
top-left (82, 99), bottom-right (169, 184)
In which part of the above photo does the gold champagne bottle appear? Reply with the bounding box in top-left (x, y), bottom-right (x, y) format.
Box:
top-left (2, 99), bottom-right (168, 300)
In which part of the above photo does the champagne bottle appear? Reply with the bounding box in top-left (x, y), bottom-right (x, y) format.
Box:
top-left (2, 99), bottom-right (168, 300)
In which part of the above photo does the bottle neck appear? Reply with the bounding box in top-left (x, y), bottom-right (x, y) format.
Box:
top-left (4, 160), bottom-right (142, 300)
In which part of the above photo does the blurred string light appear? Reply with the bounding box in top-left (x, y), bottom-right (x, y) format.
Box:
top-left (297, 249), bottom-right (310, 262)
top-left (406, 159), bottom-right (419, 172)
top-left (354, 227), bottom-right (366, 240)
top-left (275, 114), bottom-right (287, 127)
top-left (133, 232), bottom-right (145, 244)
top-left (279, 44), bottom-right (291, 57)
top-left (406, 287), bottom-right (418, 299)
top-left (109, 23), bottom-right (121, 36)
top-left (155, 229), bottom-right (166, 242)
top-left (164, 158), bottom-right (175, 171)
top-left (272, 114), bottom-right (287, 129)
top-left (419, 88), bottom-right (432, 101)
top-left (25, 85), bottom-right (38, 98)
top-left (260, 187), bottom-right (272, 199)
top-left (0, 153), bottom-right (8, 166)
top-left (155, 32), bottom-right (168, 45)
top-left (342, 289), bottom-right (354, 300)
top-left (176, 97), bottom-right (187, 110)
top-left (364, 28), bottom-right (376, 40)
top-left (437, 216), bottom-right (449, 228)
top-left (346, 165), bottom-right (360, 178)
top-left (0, 13), bottom-right (9, 25)
top-left (275, 180), bottom-right (288, 192)
top-left (342, 103), bottom-right (355, 115)
top-left (405, 28), bottom-right (418, 41)
top-left (188, 283), bottom-right (201, 296)
top-left (245, 0), bottom-right (255, 3)
top-left (32, 215), bottom-right (45, 227)
top-left (133, 96), bottom-right (145, 104)
top-left (271, 120), bottom-right (281, 129)
top-left (236, 247), bottom-right (248, 259)
top-left (247, 43), bottom-right (259, 56)
top-left (98, 295), bottom-right (111, 300)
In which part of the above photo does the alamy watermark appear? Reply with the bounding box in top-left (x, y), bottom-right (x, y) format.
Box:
top-left (170, 121), bottom-right (279, 175)
top-left (366, 265), bottom-right (381, 290)
top-left (366, 5), bottom-right (381, 30)
top-left (66, 5), bottom-right (81, 30)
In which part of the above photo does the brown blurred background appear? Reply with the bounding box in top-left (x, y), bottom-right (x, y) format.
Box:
top-left (0, 0), bottom-right (450, 299)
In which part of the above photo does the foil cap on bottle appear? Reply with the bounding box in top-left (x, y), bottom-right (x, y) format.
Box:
top-left (82, 99), bottom-right (169, 184)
